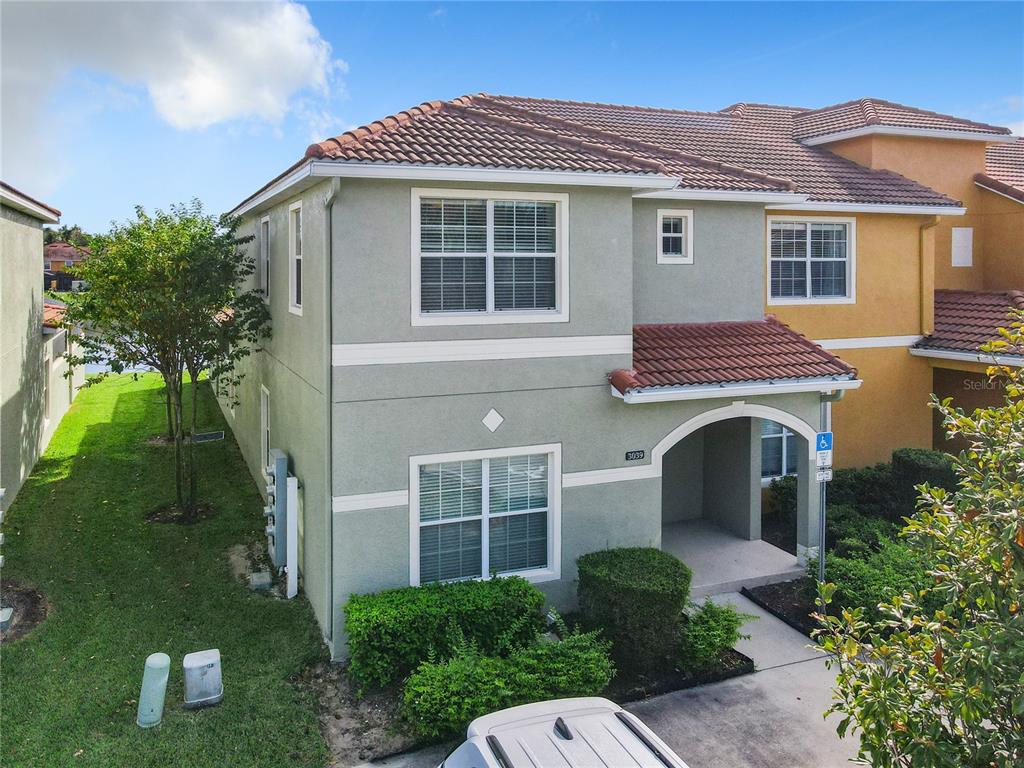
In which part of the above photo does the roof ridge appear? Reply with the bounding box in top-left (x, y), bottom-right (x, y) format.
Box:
top-left (858, 97), bottom-right (882, 126)
top-left (304, 100), bottom-right (444, 158)
top-left (797, 96), bottom-right (1010, 134)
top-left (472, 94), bottom-right (797, 191)
top-left (764, 314), bottom-right (856, 371)
top-left (445, 98), bottom-right (666, 174)
top-left (719, 102), bottom-right (810, 115)
top-left (482, 92), bottom-right (730, 119)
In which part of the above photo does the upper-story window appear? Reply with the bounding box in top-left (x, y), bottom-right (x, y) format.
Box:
top-left (657, 209), bottom-right (694, 264)
top-left (768, 217), bottom-right (855, 304)
top-left (411, 188), bottom-right (569, 326)
top-left (288, 202), bottom-right (302, 315)
top-left (259, 216), bottom-right (270, 301)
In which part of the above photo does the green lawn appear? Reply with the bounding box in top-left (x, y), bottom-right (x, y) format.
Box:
top-left (1, 374), bottom-right (329, 767)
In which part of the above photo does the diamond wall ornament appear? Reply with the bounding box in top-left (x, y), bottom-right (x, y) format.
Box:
top-left (482, 408), bottom-right (504, 433)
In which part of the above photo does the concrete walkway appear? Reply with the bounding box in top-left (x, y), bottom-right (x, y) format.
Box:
top-left (359, 593), bottom-right (857, 768)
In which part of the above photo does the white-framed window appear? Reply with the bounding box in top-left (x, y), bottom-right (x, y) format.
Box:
top-left (952, 227), bottom-right (973, 268)
top-left (761, 420), bottom-right (798, 482)
top-left (411, 188), bottom-right (569, 326)
top-left (657, 209), bottom-right (694, 264)
top-left (44, 260), bottom-right (51, 270)
top-left (409, 443), bottom-right (562, 585)
top-left (767, 216), bottom-right (855, 305)
top-left (288, 201), bottom-right (302, 315)
top-left (260, 385), bottom-right (271, 473)
top-left (259, 215), bottom-right (271, 301)
top-left (65, 260), bottom-right (74, 268)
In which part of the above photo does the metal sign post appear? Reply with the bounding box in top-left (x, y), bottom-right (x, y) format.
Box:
top-left (816, 429), bottom-right (833, 584)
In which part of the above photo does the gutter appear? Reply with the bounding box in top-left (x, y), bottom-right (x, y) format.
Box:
top-left (322, 177), bottom-right (340, 644)
top-left (909, 347), bottom-right (1024, 367)
top-left (611, 376), bottom-right (862, 404)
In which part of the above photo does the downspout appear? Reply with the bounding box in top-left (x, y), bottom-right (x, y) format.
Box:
top-left (323, 177), bottom-right (340, 643)
top-left (919, 216), bottom-right (939, 336)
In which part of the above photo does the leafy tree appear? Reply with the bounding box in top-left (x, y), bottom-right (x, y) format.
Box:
top-left (61, 201), bottom-right (270, 518)
top-left (45, 223), bottom-right (90, 247)
top-left (815, 309), bottom-right (1024, 767)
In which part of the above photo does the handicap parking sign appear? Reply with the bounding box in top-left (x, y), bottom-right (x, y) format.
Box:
top-left (816, 431), bottom-right (833, 469)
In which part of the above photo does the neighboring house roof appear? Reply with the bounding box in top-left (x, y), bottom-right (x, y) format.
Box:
top-left (914, 289), bottom-right (1024, 358)
top-left (42, 299), bottom-right (67, 329)
top-left (0, 180), bottom-right (60, 223)
top-left (976, 137), bottom-right (1024, 203)
top-left (790, 97), bottom-right (1012, 143)
top-left (44, 241), bottom-right (89, 262)
top-left (609, 317), bottom-right (857, 395)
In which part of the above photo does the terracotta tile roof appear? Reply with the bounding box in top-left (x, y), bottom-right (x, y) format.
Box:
top-left (915, 290), bottom-right (1024, 355)
top-left (479, 94), bottom-right (962, 207)
top-left (42, 299), bottom-right (66, 329)
top-left (609, 317), bottom-right (857, 394)
top-left (791, 97), bottom-right (1011, 142)
top-left (44, 241), bottom-right (89, 262)
top-left (976, 137), bottom-right (1024, 203)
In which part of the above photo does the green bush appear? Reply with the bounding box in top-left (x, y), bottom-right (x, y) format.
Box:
top-left (401, 631), bottom-right (614, 740)
top-left (828, 463), bottom-right (900, 520)
top-left (825, 537), bottom-right (933, 624)
top-left (576, 548), bottom-right (692, 672)
top-left (764, 475), bottom-right (798, 524)
top-left (679, 599), bottom-right (751, 672)
top-left (343, 576), bottom-right (545, 690)
top-left (826, 504), bottom-right (898, 554)
top-left (891, 447), bottom-right (957, 513)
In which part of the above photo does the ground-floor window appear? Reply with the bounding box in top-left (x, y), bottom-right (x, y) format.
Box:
top-left (761, 420), bottom-right (798, 480)
top-left (410, 444), bottom-right (561, 585)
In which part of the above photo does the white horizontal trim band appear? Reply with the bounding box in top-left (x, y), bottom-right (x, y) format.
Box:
top-left (332, 334), bottom-right (633, 366)
top-left (908, 347), bottom-right (1024, 367)
top-left (800, 125), bottom-right (1016, 146)
top-left (771, 201), bottom-right (967, 215)
top-left (814, 334), bottom-right (923, 350)
top-left (563, 465), bottom-right (658, 487)
top-left (633, 189), bottom-right (808, 204)
top-left (614, 377), bottom-right (862, 404)
top-left (1, 188), bottom-right (60, 223)
top-left (332, 490), bottom-right (409, 513)
top-left (975, 182), bottom-right (1024, 206)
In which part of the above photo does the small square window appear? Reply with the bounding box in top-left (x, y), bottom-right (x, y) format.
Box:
top-left (657, 209), bottom-right (693, 264)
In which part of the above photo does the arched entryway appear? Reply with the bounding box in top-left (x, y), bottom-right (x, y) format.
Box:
top-left (653, 402), bottom-right (820, 597)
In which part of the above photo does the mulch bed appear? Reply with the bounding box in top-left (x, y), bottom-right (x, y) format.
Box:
top-left (605, 648), bottom-right (754, 702)
top-left (743, 577), bottom-right (818, 637)
top-left (0, 580), bottom-right (50, 643)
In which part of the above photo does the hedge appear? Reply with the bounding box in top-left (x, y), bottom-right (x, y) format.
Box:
top-left (825, 537), bottom-right (934, 624)
top-left (402, 632), bottom-right (614, 740)
top-left (827, 504), bottom-right (898, 556)
top-left (891, 447), bottom-right (957, 513)
top-left (679, 599), bottom-right (750, 672)
top-left (577, 547), bottom-right (692, 672)
top-left (343, 576), bottom-right (545, 690)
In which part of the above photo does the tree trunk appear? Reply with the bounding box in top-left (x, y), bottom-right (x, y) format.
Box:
top-left (166, 372), bottom-right (186, 513)
top-left (186, 365), bottom-right (199, 518)
top-left (165, 385), bottom-right (174, 440)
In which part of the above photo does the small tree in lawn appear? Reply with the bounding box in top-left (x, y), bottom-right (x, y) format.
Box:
top-left (62, 201), bottom-right (270, 519)
top-left (815, 309), bottom-right (1024, 767)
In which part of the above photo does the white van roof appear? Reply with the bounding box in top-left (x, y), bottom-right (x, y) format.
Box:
top-left (461, 697), bottom-right (689, 768)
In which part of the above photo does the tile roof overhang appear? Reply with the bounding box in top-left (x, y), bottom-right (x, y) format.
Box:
top-left (793, 98), bottom-right (1014, 145)
top-left (42, 300), bottom-right (66, 329)
top-left (44, 241), bottom-right (89, 261)
top-left (912, 290), bottom-right (1024, 366)
top-left (976, 138), bottom-right (1024, 204)
top-left (1, 181), bottom-right (60, 223)
top-left (610, 318), bottom-right (859, 403)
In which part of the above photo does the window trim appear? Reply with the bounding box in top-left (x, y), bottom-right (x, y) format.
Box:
top-left (259, 215), bottom-right (271, 303)
top-left (410, 188), bottom-right (570, 326)
top-left (408, 442), bottom-right (562, 586)
top-left (288, 201), bottom-right (303, 316)
top-left (760, 421), bottom-right (798, 486)
top-left (656, 208), bottom-right (694, 265)
top-left (766, 215), bottom-right (856, 306)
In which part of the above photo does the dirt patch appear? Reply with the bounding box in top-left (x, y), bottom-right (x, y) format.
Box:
top-left (145, 434), bottom-right (175, 447)
top-left (146, 501), bottom-right (214, 525)
top-left (1, 580), bottom-right (50, 643)
top-left (743, 578), bottom-right (818, 637)
top-left (302, 661), bottom-right (428, 767)
top-left (605, 648), bottom-right (754, 703)
top-left (227, 542), bottom-right (285, 598)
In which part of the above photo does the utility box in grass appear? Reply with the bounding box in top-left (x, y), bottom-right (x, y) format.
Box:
top-left (183, 649), bottom-right (223, 708)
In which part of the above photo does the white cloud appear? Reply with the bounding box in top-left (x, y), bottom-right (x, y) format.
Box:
top-left (1, 1), bottom-right (344, 193)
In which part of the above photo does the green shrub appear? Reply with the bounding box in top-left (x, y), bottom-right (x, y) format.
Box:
top-left (826, 504), bottom-right (898, 553)
top-left (891, 447), bottom-right (957, 513)
top-left (828, 463), bottom-right (900, 520)
top-left (764, 475), bottom-right (798, 523)
top-left (679, 599), bottom-right (751, 672)
top-left (825, 537), bottom-right (933, 624)
top-left (576, 548), bottom-right (692, 672)
top-left (343, 576), bottom-right (545, 690)
top-left (402, 631), bottom-right (614, 740)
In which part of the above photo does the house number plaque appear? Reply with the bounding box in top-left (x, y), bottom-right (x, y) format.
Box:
top-left (625, 450), bottom-right (645, 461)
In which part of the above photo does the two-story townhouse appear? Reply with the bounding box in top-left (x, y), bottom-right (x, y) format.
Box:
top-left (221, 94), bottom-right (992, 658)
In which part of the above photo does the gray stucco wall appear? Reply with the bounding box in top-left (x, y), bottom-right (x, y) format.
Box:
top-left (703, 418), bottom-right (761, 540)
top-left (632, 199), bottom-right (766, 324)
top-left (660, 431), bottom-right (704, 523)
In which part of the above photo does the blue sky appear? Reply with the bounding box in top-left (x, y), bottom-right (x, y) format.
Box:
top-left (2, 1), bottom-right (1021, 233)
